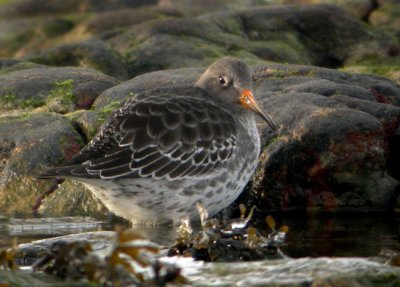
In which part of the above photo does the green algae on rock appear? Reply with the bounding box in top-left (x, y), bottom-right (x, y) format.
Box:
top-left (0, 67), bottom-right (119, 112)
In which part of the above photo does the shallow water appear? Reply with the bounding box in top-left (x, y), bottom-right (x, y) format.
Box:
top-left (1, 212), bottom-right (399, 258)
top-left (276, 213), bottom-right (400, 258)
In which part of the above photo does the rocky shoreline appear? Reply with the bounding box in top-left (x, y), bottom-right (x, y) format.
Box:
top-left (1, 0), bottom-right (400, 217)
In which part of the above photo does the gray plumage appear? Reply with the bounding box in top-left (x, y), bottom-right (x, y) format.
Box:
top-left (40, 57), bottom-right (275, 224)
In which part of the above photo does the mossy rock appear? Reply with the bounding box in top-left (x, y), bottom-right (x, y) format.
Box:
top-left (108, 4), bottom-right (397, 78)
top-left (0, 67), bottom-right (119, 112)
top-left (0, 18), bottom-right (39, 58)
top-left (42, 17), bottom-right (75, 38)
top-left (370, 2), bottom-right (400, 30)
top-left (0, 0), bottom-right (158, 17)
top-left (0, 112), bottom-right (83, 175)
top-left (0, 59), bottom-right (45, 75)
top-left (39, 180), bottom-right (107, 218)
top-left (28, 39), bottom-right (129, 80)
top-left (341, 65), bottom-right (400, 85)
top-left (67, 101), bottom-right (122, 141)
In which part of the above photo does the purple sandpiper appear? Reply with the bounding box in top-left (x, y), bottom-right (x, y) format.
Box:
top-left (40, 57), bottom-right (276, 224)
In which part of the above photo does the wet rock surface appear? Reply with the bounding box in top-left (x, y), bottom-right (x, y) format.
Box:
top-left (16, 231), bottom-right (115, 264)
top-left (6, 231), bottom-right (400, 287)
top-left (249, 64), bottom-right (400, 212)
top-left (1, 257), bottom-right (399, 287)
top-left (188, 257), bottom-right (400, 287)
top-left (0, 113), bottom-right (82, 176)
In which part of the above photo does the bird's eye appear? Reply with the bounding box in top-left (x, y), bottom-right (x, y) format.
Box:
top-left (218, 76), bottom-right (227, 85)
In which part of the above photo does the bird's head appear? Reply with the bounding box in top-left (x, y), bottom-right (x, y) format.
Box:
top-left (195, 57), bottom-right (276, 130)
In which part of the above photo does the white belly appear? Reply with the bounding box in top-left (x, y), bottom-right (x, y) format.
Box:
top-left (79, 164), bottom-right (255, 225)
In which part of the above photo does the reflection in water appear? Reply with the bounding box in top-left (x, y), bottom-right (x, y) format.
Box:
top-left (1, 213), bottom-right (399, 258)
top-left (8, 217), bottom-right (103, 236)
top-left (275, 213), bottom-right (400, 258)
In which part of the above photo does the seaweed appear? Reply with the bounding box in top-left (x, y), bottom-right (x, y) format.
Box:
top-left (168, 203), bottom-right (289, 262)
top-left (32, 227), bottom-right (187, 286)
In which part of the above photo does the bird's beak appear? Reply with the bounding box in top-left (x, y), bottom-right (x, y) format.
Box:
top-left (240, 89), bottom-right (276, 130)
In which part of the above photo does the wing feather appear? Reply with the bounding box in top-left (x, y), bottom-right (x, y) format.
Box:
top-left (40, 88), bottom-right (238, 180)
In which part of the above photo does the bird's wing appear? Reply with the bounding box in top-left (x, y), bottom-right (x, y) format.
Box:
top-left (40, 90), bottom-right (238, 180)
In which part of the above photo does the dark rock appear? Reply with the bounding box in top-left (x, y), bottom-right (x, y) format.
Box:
top-left (272, 0), bottom-right (375, 20)
top-left (160, 0), bottom-right (377, 20)
top-left (0, 60), bottom-right (44, 75)
top-left (2, 3), bottom-right (398, 84)
top-left (0, 111), bottom-right (106, 217)
top-left (66, 110), bottom-right (100, 143)
top-left (0, 67), bottom-right (119, 112)
top-left (28, 39), bottom-right (129, 80)
top-left (41, 18), bottom-right (75, 38)
top-left (248, 64), bottom-right (400, 212)
top-left (341, 1), bottom-right (400, 85)
top-left (0, 18), bottom-right (40, 58)
top-left (108, 4), bottom-right (395, 77)
top-left (82, 7), bottom-right (183, 35)
top-left (0, 112), bottom-right (83, 215)
top-left (0, 67), bottom-right (119, 216)
top-left (0, 59), bottom-right (23, 69)
top-left (0, 0), bottom-right (158, 18)
top-left (370, 2), bottom-right (400, 30)
top-left (0, 113), bottom-right (82, 176)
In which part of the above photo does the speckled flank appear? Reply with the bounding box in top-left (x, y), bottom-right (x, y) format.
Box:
top-left (78, 115), bottom-right (260, 224)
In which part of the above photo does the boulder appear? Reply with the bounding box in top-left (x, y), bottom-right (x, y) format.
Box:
top-left (268, 0), bottom-right (375, 19)
top-left (0, 66), bottom-right (120, 216)
top-left (81, 7), bottom-right (183, 35)
top-left (248, 64), bottom-right (400, 212)
top-left (0, 59), bottom-right (44, 74)
top-left (0, 18), bottom-right (40, 58)
top-left (0, 67), bottom-right (119, 112)
top-left (0, 111), bottom-right (107, 216)
top-left (0, 113), bottom-right (73, 213)
top-left (28, 39), bottom-right (129, 80)
top-left (370, 2), bottom-right (400, 30)
top-left (0, 0), bottom-right (158, 18)
top-left (2, 3), bottom-right (398, 85)
top-left (108, 5), bottom-right (396, 77)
